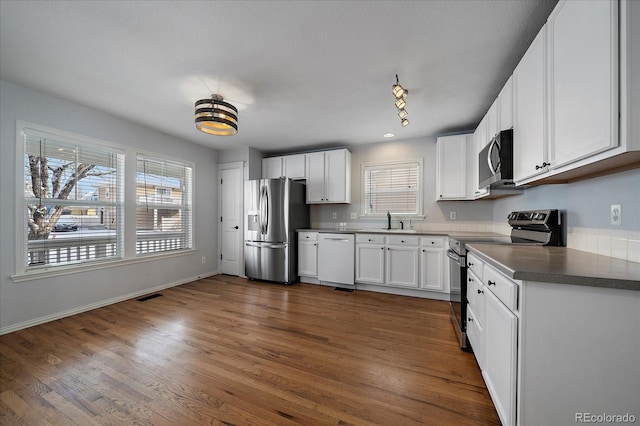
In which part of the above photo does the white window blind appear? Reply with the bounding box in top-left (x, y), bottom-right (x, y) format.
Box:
top-left (23, 129), bottom-right (124, 269)
top-left (136, 154), bottom-right (193, 255)
top-left (362, 160), bottom-right (422, 216)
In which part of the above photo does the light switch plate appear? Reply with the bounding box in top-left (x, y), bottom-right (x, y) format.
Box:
top-left (450, 211), bottom-right (457, 220)
top-left (350, 212), bottom-right (358, 220)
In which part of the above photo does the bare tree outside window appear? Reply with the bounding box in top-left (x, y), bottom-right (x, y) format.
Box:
top-left (24, 132), bottom-right (123, 267)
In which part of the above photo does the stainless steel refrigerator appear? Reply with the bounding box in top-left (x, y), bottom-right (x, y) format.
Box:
top-left (244, 178), bottom-right (309, 284)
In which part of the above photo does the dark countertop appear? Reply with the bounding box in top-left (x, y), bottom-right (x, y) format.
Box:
top-left (467, 243), bottom-right (640, 291)
top-left (296, 228), bottom-right (505, 238)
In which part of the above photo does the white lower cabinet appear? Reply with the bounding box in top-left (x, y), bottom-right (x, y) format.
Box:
top-left (419, 237), bottom-right (447, 292)
top-left (355, 239), bottom-right (385, 284)
top-left (298, 232), bottom-right (318, 278)
top-left (483, 286), bottom-right (518, 426)
top-left (386, 244), bottom-right (420, 288)
top-left (468, 246), bottom-right (640, 426)
top-left (355, 234), bottom-right (447, 297)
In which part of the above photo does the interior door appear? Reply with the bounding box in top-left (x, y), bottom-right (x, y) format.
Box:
top-left (218, 164), bottom-right (243, 276)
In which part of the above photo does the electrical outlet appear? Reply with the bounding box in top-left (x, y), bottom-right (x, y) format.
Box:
top-left (450, 211), bottom-right (457, 220)
top-left (350, 212), bottom-right (358, 220)
top-left (611, 204), bottom-right (621, 225)
top-left (201, 256), bottom-right (206, 264)
top-left (332, 212), bottom-right (337, 220)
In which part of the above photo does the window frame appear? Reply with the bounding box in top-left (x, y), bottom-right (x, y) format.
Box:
top-left (360, 159), bottom-right (424, 218)
top-left (13, 121), bottom-right (197, 282)
top-left (135, 152), bottom-right (193, 257)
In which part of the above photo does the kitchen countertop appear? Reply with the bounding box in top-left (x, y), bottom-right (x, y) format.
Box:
top-left (467, 243), bottom-right (640, 291)
top-left (296, 228), bottom-right (506, 238)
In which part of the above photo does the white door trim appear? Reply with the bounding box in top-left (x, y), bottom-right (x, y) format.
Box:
top-left (217, 162), bottom-right (245, 277)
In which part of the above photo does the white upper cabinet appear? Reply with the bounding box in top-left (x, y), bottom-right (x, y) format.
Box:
top-left (513, 25), bottom-right (548, 183)
top-left (547, 0), bottom-right (618, 170)
top-left (471, 116), bottom-right (490, 199)
top-left (263, 154), bottom-right (307, 179)
top-left (283, 154), bottom-right (306, 180)
top-left (487, 99), bottom-right (499, 141)
top-left (498, 76), bottom-right (513, 131)
top-left (305, 149), bottom-right (351, 204)
top-left (436, 134), bottom-right (469, 200)
top-left (262, 156), bottom-right (283, 179)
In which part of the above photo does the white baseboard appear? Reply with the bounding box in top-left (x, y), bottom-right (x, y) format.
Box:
top-left (0, 270), bottom-right (218, 335)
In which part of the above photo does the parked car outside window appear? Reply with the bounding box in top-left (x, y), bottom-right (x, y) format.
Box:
top-left (54, 217), bottom-right (78, 232)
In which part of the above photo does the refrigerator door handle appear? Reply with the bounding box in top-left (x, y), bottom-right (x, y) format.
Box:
top-left (245, 242), bottom-right (288, 249)
top-left (259, 185), bottom-right (267, 234)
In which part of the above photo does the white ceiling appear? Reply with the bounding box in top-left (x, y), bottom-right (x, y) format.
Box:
top-left (0, 0), bottom-right (557, 154)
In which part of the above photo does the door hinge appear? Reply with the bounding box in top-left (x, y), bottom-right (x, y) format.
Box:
top-left (220, 254), bottom-right (223, 260)
top-left (220, 178), bottom-right (223, 184)
top-left (220, 216), bottom-right (223, 222)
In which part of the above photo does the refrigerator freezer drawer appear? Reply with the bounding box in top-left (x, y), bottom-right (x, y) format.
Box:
top-left (244, 241), bottom-right (294, 284)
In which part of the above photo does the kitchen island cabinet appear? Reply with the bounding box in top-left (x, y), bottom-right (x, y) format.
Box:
top-left (467, 244), bottom-right (640, 426)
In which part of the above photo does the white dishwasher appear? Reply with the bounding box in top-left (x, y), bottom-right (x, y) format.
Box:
top-left (317, 233), bottom-right (355, 285)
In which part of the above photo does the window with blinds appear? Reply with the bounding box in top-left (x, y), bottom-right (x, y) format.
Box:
top-left (23, 129), bottom-right (124, 269)
top-left (362, 160), bottom-right (423, 216)
top-left (136, 154), bottom-right (193, 255)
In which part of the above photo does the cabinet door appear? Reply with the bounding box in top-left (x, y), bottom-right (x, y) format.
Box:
top-left (483, 289), bottom-right (518, 426)
top-left (298, 240), bottom-right (318, 277)
top-left (487, 99), bottom-right (499, 140)
top-left (262, 157), bottom-right (283, 179)
top-left (419, 248), bottom-right (444, 292)
top-left (283, 154), bottom-right (306, 180)
top-left (305, 152), bottom-right (326, 203)
top-left (355, 244), bottom-right (385, 284)
top-left (547, 0), bottom-right (618, 170)
top-left (386, 246), bottom-right (419, 288)
top-left (472, 121), bottom-right (489, 198)
top-left (513, 26), bottom-right (548, 183)
top-left (436, 135), bottom-right (467, 200)
top-left (324, 149), bottom-right (350, 203)
top-left (498, 76), bottom-right (513, 131)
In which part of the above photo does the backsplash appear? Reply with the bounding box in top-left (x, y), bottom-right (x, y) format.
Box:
top-left (313, 220), bottom-right (640, 264)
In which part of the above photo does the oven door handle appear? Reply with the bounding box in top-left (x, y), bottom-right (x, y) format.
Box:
top-left (447, 249), bottom-right (463, 266)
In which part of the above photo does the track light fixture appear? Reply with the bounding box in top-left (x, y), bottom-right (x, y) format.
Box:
top-left (195, 94), bottom-right (238, 136)
top-left (392, 74), bottom-right (408, 127)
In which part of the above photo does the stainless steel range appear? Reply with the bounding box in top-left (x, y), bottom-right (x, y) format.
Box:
top-left (448, 209), bottom-right (564, 350)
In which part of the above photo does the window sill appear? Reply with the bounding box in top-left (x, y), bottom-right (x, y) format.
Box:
top-left (11, 249), bottom-right (197, 283)
top-left (357, 214), bottom-right (426, 220)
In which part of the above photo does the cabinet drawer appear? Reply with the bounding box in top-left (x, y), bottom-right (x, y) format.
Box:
top-left (387, 235), bottom-right (419, 246)
top-left (420, 237), bottom-right (445, 247)
top-left (356, 234), bottom-right (385, 244)
top-left (466, 304), bottom-right (485, 371)
top-left (484, 264), bottom-right (518, 311)
top-left (467, 252), bottom-right (484, 280)
top-left (467, 269), bottom-right (486, 326)
top-left (298, 232), bottom-right (318, 242)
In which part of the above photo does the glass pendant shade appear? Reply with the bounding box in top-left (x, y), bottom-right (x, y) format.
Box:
top-left (398, 109), bottom-right (408, 119)
top-left (401, 118), bottom-right (409, 127)
top-left (395, 98), bottom-right (406, 110)
top-left (195, 95), bottom-right (238, 136)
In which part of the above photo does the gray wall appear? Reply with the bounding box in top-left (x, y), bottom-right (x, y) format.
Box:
top-left (311, 137), bottom-right (494, 228)
top-left (0, 80), bottom-right (219, 331)
top-left (493, 168), bottom-right (640, 232)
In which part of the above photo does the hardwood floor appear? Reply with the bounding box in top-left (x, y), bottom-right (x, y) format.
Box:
top-left (0, 276), bottom-right (500, 425)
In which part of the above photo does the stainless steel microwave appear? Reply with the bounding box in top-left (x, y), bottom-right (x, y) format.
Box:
top-left (478, 129), bottom-right (516, 189)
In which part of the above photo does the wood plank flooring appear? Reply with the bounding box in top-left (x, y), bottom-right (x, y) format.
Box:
top-left (0, 275), bottom-right (500, 425)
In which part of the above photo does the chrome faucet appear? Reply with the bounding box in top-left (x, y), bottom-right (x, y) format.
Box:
top-left (387, 211), bottom-right (391, 230)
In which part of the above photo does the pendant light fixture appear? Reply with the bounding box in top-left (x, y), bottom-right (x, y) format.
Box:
top-left (195, 94), bottom-right (238, 136)
top-left (392, 74), bottom-right (409, 127)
